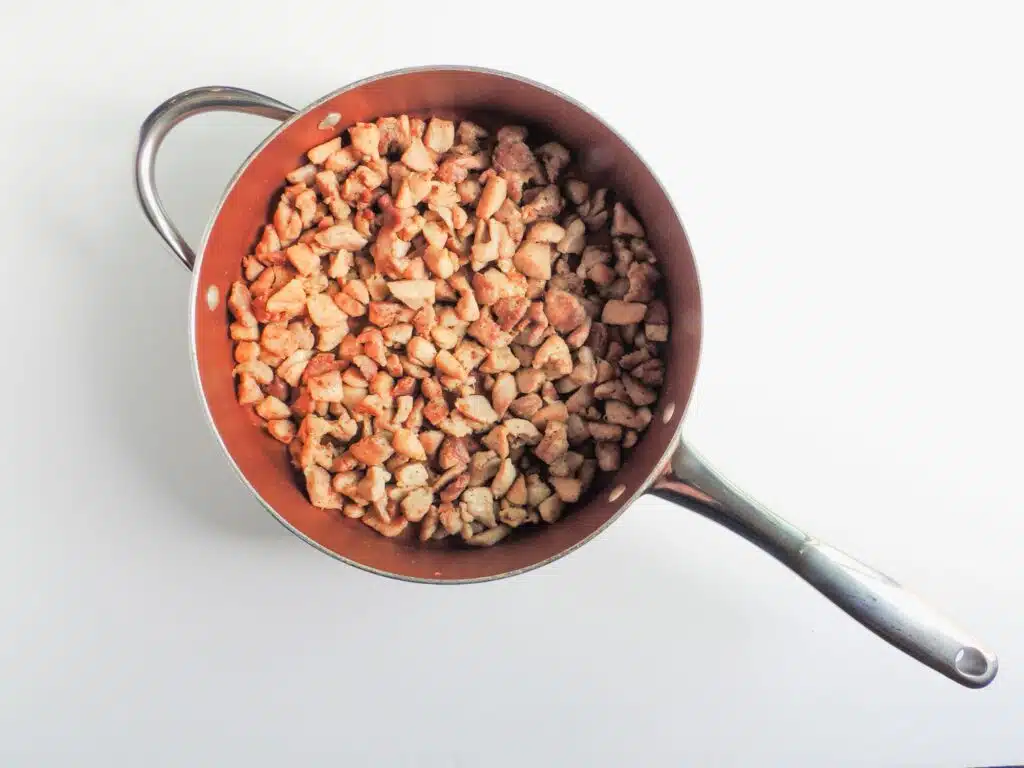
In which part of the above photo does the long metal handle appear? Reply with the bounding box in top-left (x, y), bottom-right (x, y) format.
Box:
top-left (134, 86), bottom-right (297, 271)
top-left (650, 440), bottom-right (998, 688)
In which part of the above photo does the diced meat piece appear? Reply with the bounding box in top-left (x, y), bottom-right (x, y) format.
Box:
top-left (423, 118), bottom-right (455, 153)
top-left (435, 350), bottom-right (467, 379)
top-left (361, 513), bottom-right (409, 538)
top-left (611, 202), bottom-right (645, 237)
top-left (505, 475), bottom-right (528, 507)
top-left (492, 138), bottom-right (537, 175)
top-left (265, 279), bottom-right (306, 317)
top-left (623, 262), bottom-right (660, 303)
top-left (492, 296), bottom-right (530, 332)
top-left (305, 466), bottom-right (344, 509)
top-left (538, 495), bottom-right (563, 523)
top-left (306, 294), bottom-right (346, 328)
top-left (349, 434), bottom-right (395, 465)
top-left (401, 487), bottom-right (434, 522)
top-left (315, 223), bottom-right (368, 251)
top-left (490, 458), bottom-right (517, 498)
top-left (534, 421), bottom-right (569, 465)
top-left (401, 137), bottom-right (436, 173)
top-left (455, 395), bottom-right (499, 425)
top-left (236, 373), bottom-right (263, 404)
top-left (526, 219), bottom-right (565, 244)
top-left (388, 280), bottom-right (436, 310)
top-left (588, 422), bottom-right (623, 441)
top-left (461, 487), bottom-right (496, 528)
top-left (550, 476), bottom-right (582, 503)
top-left (595, 441), bottom-right (621, 471)
top-left (544, 289), bottom-right (587, 333)
top-left (513, 242), bottom-right (552, 280)
top-left (601, 300), bottom-right (647, 325)
top-left (308, 137), bottom-right (342, 165)
top-left (510, 393), bottom-right (544, 418)
top-left (465, 524), bottom-right (511, 547)
top-left (532, 334), bottom-right (573, 378)
top-left (490, 373), bottom-right (517, 418)
top-left (525, 474), bottom-right (552, 507)
top-left (307, 369), bottom-right (344, 402)
top-left (623, 374), bottom-right (657, 406)
top-left (530, 402), bottom-right (568, 431)
top-left (392, 428), bottom-right (427, 461)
top-left (556, 217), bottom-right (586, 255)
top-left (521, 185), bottom-right (563, 222)
top-left (476, 175), bottom-right (508, 220)
top-left (564, 179), bottom-right (589, 204)
top-left (535, 142), bottom-right (570, 183)
top-left (423, 246), bottom-right (458, 279)
top-left (467, 311), bottom-right (511, 350)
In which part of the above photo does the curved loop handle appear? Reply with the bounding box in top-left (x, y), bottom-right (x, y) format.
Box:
top-left (651, 440), bottom-right (998, 689)
top-left (134, 86), bottom-right (297, 271)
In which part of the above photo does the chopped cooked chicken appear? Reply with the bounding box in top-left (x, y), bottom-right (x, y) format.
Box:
top-left (229, 113), bottom-right (670, 546)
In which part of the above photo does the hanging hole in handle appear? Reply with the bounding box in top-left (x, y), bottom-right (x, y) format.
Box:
top-left (955, 647), bottom-right (989, 677)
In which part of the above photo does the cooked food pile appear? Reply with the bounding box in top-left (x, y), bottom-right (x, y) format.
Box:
top-left (228, 115), bottom-right (669, 546)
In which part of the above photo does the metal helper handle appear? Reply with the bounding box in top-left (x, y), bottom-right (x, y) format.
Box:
top-left (651, 440), bottom-right (998, 689)
top-left (134, 86), bottom-right (297, 271)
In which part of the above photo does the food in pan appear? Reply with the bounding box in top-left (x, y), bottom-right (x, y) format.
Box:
top-left (228, 115), bottom-right (669, 545)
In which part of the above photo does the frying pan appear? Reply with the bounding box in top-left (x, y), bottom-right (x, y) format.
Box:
top-left (134, 66), bottom-right (997, 688)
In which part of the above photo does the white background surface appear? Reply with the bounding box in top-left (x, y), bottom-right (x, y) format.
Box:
top-left (2, 2), bottom-right (1022, 765)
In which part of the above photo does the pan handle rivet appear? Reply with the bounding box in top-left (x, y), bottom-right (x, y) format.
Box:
top-left (206, 285), bottom-right (220, 311)
top-left (662, 402), bottom-right (676, 423)
top-left (319, 112), bottom-right (341, 130)
top-left (608, 484), bottom-right (626, 502)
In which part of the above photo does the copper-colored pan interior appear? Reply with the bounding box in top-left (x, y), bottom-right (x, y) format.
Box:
top-left (194, 69), bottom-right (702, 581)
